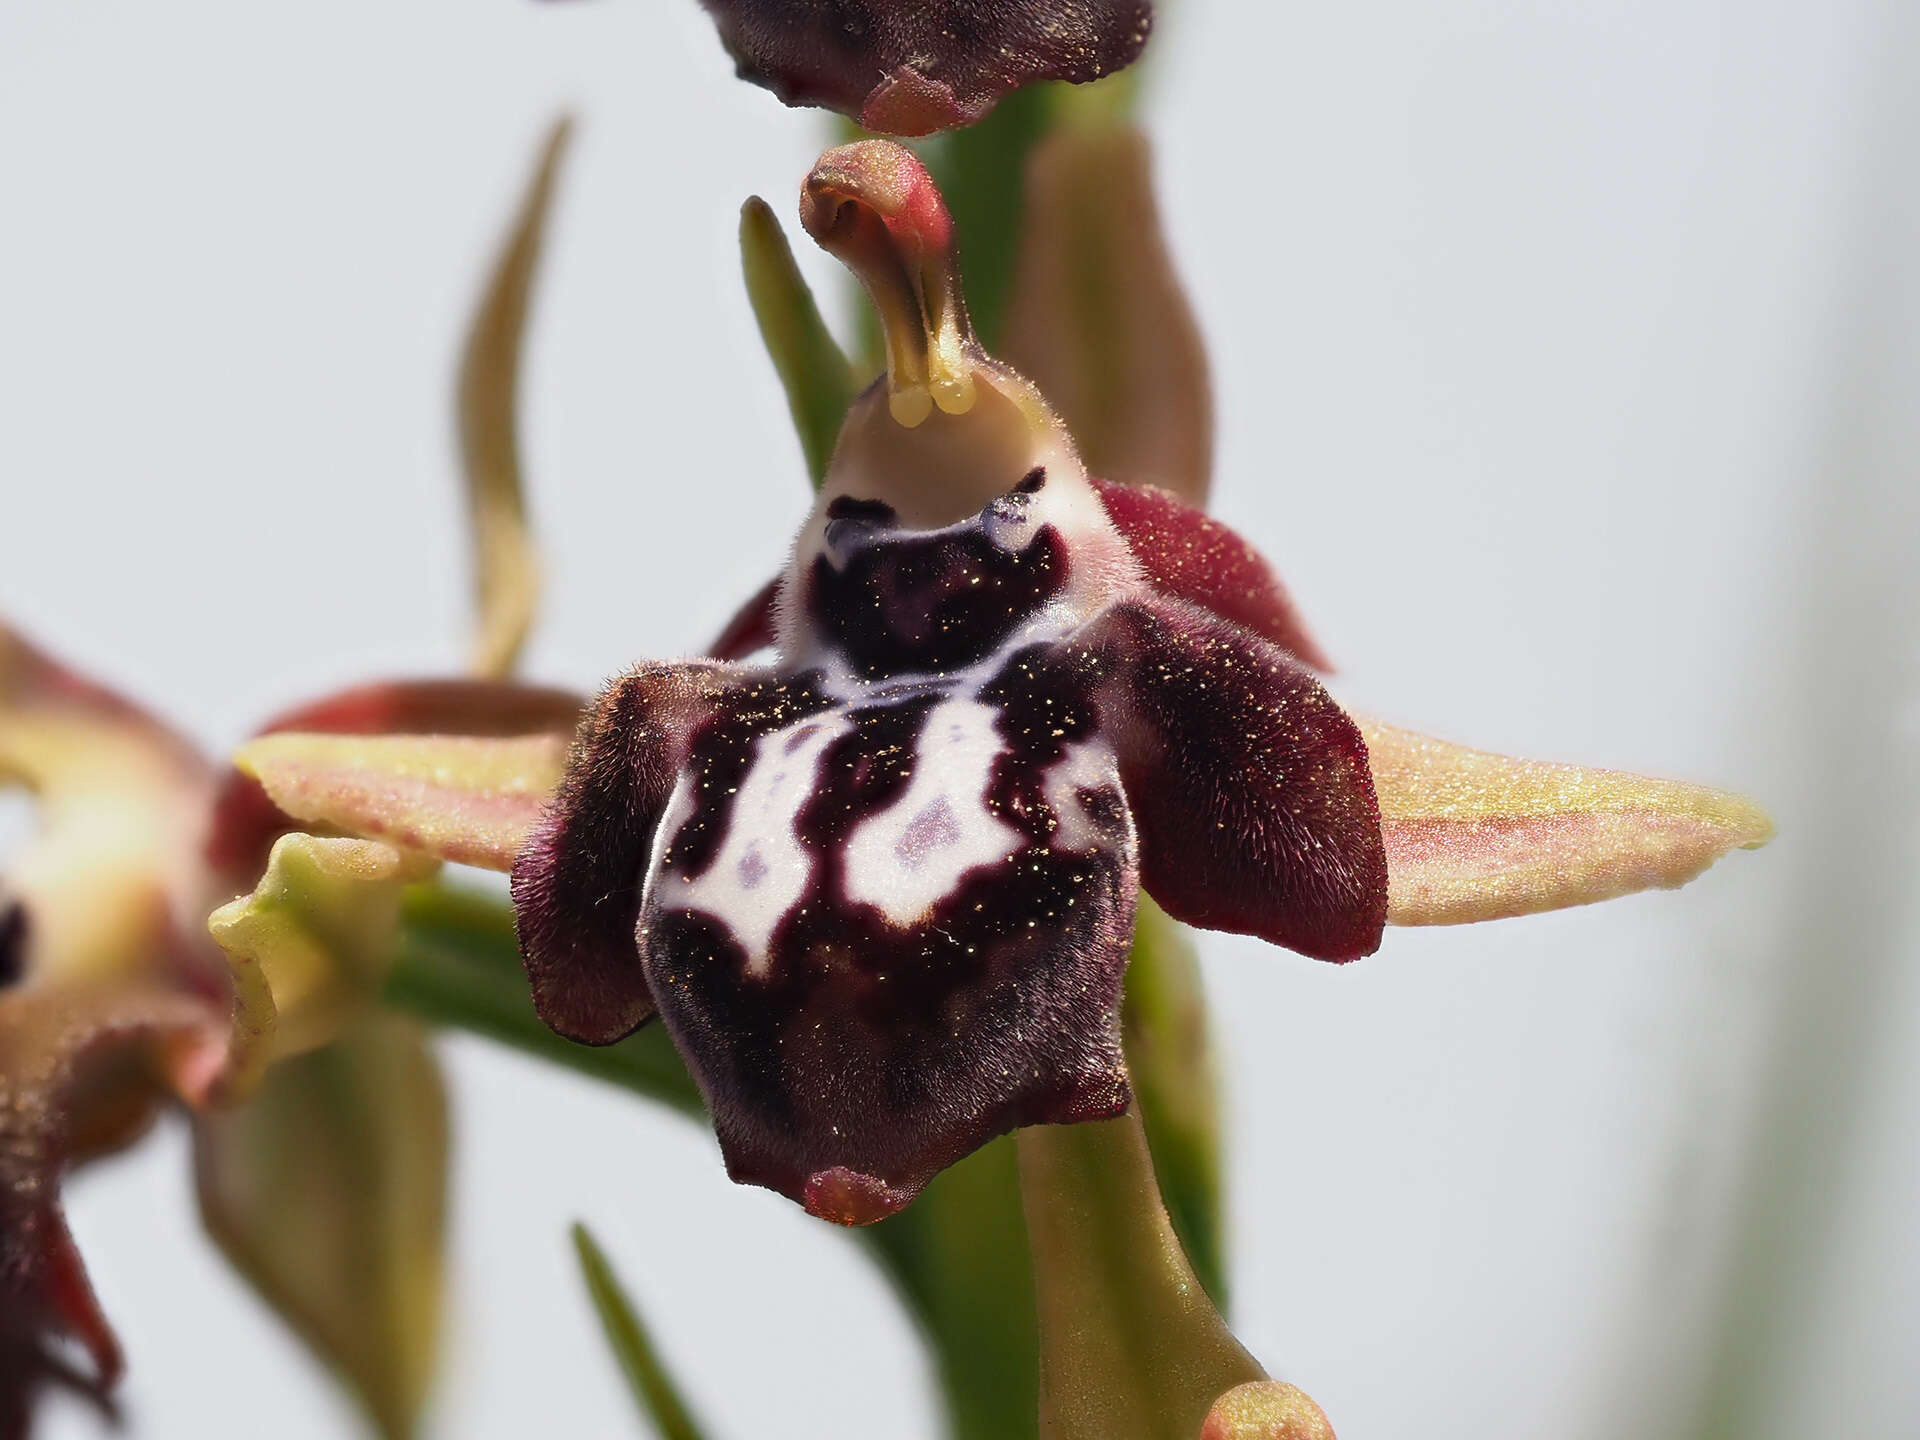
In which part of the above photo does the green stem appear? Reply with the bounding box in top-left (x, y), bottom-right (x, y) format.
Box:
top-left (860, 1138), bottom-right (1041, 1440)
top-left (1018, 1112), bottom-right (1263, 1440)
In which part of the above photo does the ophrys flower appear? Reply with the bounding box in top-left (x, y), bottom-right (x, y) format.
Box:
top-left (236, 140), bottom-right (1769, 1229)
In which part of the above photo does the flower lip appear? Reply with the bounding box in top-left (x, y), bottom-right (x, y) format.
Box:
top-left (801, 1166), bottom-right (912, 1226)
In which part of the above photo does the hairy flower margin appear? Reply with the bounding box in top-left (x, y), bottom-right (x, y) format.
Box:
top-left (229, 140), bottom-right (1772, 1234)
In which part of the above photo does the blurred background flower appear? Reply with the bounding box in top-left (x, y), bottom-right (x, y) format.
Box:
top-left (2, 1), bottom-right (1914, 1438)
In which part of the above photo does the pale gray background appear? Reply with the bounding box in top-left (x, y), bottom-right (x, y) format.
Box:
top-left (3, 1), bottom-right (1916, 1437)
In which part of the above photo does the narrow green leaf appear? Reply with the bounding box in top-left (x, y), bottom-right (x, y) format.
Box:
top-left (383, 883), bottom-right (700, 1115)
top-left (571, 1223), bottom-right (711, 1440)
top-left (739, 197), bottom-right (859, 488)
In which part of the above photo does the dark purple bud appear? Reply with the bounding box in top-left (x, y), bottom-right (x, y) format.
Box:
top-left (695, 0), bottom-right (1154, 135)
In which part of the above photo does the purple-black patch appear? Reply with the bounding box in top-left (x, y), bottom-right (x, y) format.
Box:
top-left (0, 900), bottom-right (27, 989)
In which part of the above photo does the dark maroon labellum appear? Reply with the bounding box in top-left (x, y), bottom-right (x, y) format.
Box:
top-left (514, 469), bottom-right (1385, 1224)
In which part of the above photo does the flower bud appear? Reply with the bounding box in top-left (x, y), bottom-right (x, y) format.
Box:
top-left (1201, 1381), bottom-right (1338, 1440)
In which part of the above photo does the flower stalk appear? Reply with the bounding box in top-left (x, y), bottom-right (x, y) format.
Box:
top-left (1017, 1109), bottom-right (1264, 1440)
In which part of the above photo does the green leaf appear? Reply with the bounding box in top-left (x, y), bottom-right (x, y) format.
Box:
top-left (570, 1223), bottom-right (711, 1440)
top-left (384, 883), bottom-right (701, 1115)
top-left (739, 197), bottom-right (859, 488)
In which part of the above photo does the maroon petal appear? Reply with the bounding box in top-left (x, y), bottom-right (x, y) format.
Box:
top-left (1094, 478), bottom-right (1333, 670)
top-left (510, 664), bottom-right (736, 1045)
top-left (695, 1), bottom-right (1154, 136)
top-left (1074, 598), bottom-right (1387, 960)
top-left (706, 576), bottom-right (783, 661)
top-left (204, 678), bottom-right (581, 880)
top-left (639, 670), bottom-right (1135, 1222)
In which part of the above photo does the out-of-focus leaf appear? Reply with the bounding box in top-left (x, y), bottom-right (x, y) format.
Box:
top-left (909, 71), bottom-right (1142, 354)
top-left (233, 731), bottom-right (569, 874)
top-left (1, 626), bottom-right (229, 1424)
top-left (2, 623), bottom-right (214, 995)
top-left (1017, 1110), bottom-right (1263, 1440)
top-left (740, 197), bottom-right (858, 487)
top-left (459, 118), bottom-right (571, 681)
top-left (1122, 894), bottom-right (1224, 1307)
top-left (208, 833), bottom-right (436, 1096)
top-left (194, 1012), bottom-right (447, 1440)
top-left (1003, 126), bottom-right (1211, 503)
top-left (1360, 718), bottom-right (1773, 925)
top-left (385, 882), bottom-right (701, 1115)
top-left (570, 1223), bottom-right (711, 1440)
top-left (1201, 1382), bottom-right (1337, 1440)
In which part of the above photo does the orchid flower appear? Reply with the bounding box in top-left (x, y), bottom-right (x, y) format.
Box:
top-left (0, 630), bottom-right (228, 1431)
top-left (231, 140), bottom-right (1772, 1242)
top-left (0, 627), bottom-right (465, 1436)
top-left (0, 123), bottom-right (579, 1439)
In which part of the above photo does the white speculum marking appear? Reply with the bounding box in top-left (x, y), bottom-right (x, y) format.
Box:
top-left (1042, 739), bottom-right (1125, 854)
top-left (843, 696), bottom-right (1023, 928)
top-left (658, 713), bottom-right (849, 977)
